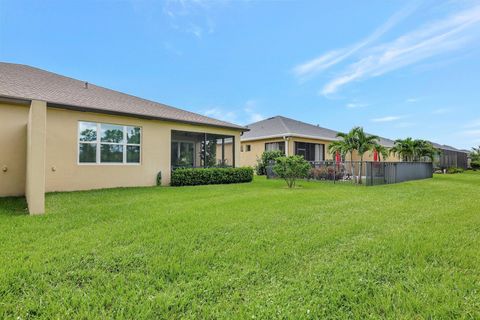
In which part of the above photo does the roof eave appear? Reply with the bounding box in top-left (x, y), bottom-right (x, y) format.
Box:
top-left (47, 102), bottom-right (249, 131)
top-left (0, 93), bottom-right (248, 132)
top-left (241, 133), bottom-right (341, 142)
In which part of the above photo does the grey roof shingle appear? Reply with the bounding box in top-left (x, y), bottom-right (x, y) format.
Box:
top-left (242, 116), bottom-right (396, 147)
top-left (0, 62), bottom-right (246, 131)
top-left (429, 141), bottom-right (468, 153)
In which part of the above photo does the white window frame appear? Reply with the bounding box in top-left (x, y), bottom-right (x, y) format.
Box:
top-left (78, 121), bottom-right (142, 165)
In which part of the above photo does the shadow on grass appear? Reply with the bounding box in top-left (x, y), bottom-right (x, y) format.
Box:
top-left (0, 196), bottom-right (28, 216)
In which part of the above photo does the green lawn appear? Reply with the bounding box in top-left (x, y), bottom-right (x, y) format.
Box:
top-left (1, 173), bottom-right (479, 319)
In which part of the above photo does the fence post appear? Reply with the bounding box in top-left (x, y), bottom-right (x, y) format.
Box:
top-left (333, 162), bottom-right (336, 184)
top-left (394, 163), bottom-right (397, 184)
top-left (370, 162), bottom-right (375, 186)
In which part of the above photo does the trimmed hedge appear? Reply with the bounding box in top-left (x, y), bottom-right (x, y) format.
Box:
top-left (171, 167), bottom-right (254, 186)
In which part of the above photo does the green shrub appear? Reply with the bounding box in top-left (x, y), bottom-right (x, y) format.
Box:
top-left (156, 171), bottom-right (162, 186)
top-left (273, 155), bottom-right (311, 188)
top-left (255, 150), bottom-right (284, 175)
top-left (447, 167), bottom-right (464, 174)
top-left (471, 160), bottom-right (480, 170)
top-left (171, 167), bottom-right (254, 186)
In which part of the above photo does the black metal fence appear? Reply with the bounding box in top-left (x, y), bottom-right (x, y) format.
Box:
top-left (266, 160), bottom-right (433, 186)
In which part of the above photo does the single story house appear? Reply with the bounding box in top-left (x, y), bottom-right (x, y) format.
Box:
top-left (0, 63), bottom-right (246, 214)
top-left (240, 115), bottom-right (398, 167)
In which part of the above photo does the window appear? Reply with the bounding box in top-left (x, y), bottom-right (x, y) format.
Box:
top-left (246, 145), bottom-right (251, 152)
top-left (265, 142), bottom-right (285, 153)
top-left (78, 121), bottom-right (141, 164)
top-left (241, 145), bottom-right (244, 152)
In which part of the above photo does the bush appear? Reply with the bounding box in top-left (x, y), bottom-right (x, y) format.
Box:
top-left (156, 171), bottom-right (162, 186)
top-left (273, 155), bottom-right (311, 188)
top-left (310, 166), bottom-right (343, 180)
top-left (171, 167), bottom-right (254, 186)
top-left (255, 150), bottom-right (285, 175)
top-left (471, 160), bottom-right (480, 170)
top-left (447, 167), bottom-right (464, 174)
top-left (310, 167), bottom-right (328, 180)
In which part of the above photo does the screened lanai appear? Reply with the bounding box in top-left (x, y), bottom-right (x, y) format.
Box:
top-left (171, 130), bottom-right (235, 169)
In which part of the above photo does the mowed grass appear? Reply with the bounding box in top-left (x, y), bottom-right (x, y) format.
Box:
top-left (1, 173), bottom-right (480, 319)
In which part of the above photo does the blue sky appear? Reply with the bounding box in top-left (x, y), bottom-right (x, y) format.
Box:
top-left (1, 0), bottom-right (480, 149)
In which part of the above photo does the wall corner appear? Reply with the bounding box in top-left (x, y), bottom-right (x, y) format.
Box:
top-left (26, 100), bottom-right (47, 215)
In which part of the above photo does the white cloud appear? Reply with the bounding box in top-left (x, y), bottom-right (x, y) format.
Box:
top-left (244, 100), bottom-right (265, 123)
top-left (371, 115), bottom-right (403, 122)
top-left (292, 2), bottom-right (419, 79)
top-left (406, 97), bottom-right (419, 103)
top-left (158, 0), bottom-right (229, 38)
top-left (203, 99), bottom-right (265, 125)
top-left (204, 108), bottom-right (237, 122)
top-left (432, 108), bottom-right (451, 114)
top-left (463, 129), bottom-right (480, 136)
top-left (319, 4), bottom-right (480, 95)
top-left (460, 129), bottom-right (480, 145)
top-left (395, 122), bottom-right (415, 128)
top-left (464, 118), bottom-right (480, 128)
top-left (346, 102), bottom-right (368, 109)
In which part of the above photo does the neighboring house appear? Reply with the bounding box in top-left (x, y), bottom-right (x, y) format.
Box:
top-left (429, 142), bottom-right (469, 170)
top-left (240, 116), bottom-right (397, 167)
top-left (0, 63), bottom-right (246, 214)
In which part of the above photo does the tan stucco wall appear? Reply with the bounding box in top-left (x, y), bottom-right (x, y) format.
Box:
top-left (26, 100), bottom-right (47, 214)
top-left (45, 108), bottom-right (241, 192)
top-left (0, 102), bottom-right (29, 196)
top-left (350, 150), bottom-right (399, 162)
top-left (240, 138), bottom-right (286, 167)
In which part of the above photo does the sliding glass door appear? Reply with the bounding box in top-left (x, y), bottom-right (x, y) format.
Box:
top-left (171, 141), bottom-right (195, 168)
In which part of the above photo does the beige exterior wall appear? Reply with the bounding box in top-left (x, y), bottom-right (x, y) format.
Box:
top-left (1, 103), bottom-right (242, 204)
top-left (26, 100), bottom-right (47, 214)
top-left (240, 138), bottom-right (286, 167)
top-left (45, 108), bottom-right (241, 192)
top-left (0, 102), bottom-right (29, 196)
top-left (350, 149), bottom-right (399, 162)
top-left (240, 136), bottom-right (399, 167)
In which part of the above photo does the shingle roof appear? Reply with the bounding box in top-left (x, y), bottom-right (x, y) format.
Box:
top-left (0, 62), bottom-right (246, 131)
top-left (241, 116), bottom-right (396, 147)
top-left (429, 141), bottom-right (468, 153)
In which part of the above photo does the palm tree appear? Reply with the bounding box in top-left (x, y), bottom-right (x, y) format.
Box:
top-left (414, 140), bottom-right (438, 161)
top-left (390, 138), bottom-right (437, 161)
top-left (354, 128), bottom-right (379, 184)
top-left (472, 146), bottom-right (480, 162)
top-left (335, 127), bottom-right (360, 179)
top-left (371, 143), bottom-right (389, 161)
top-left (390, 138), bottom-right (416, 161)
top-left (328, 140), bottom-right (348, 160)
